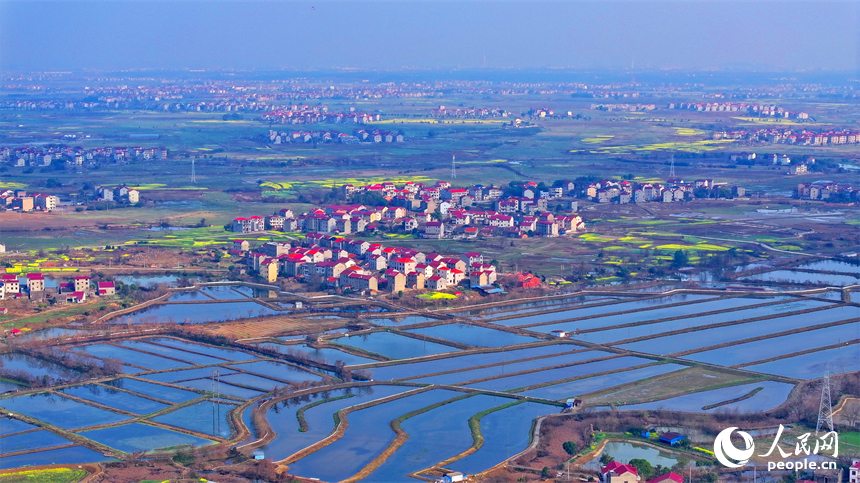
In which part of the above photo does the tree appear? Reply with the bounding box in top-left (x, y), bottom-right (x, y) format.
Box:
top-left (629, 459), bottom-right (655, 480)
top-left (541, 466), bottom-right (550, 478)
top-left (600, 452), bottom-right (615, 465)
top-left (563, 441), bottom-right (578, 455)
top-left (672, 249), bottom-right (689, 268)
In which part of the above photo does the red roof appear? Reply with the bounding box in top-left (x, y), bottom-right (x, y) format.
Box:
top-left (74, 276), bottom-right (90, 280)
top-left (97, 281), bottom-right (115, 288)
top-left (602, 462), bottom-right (638, 477)
top-left (647, 473), bottom-right (684, 483)
top-left (26, 273), bottom-right (44, 280)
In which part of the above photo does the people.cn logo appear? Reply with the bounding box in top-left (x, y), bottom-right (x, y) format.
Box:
top-left (714, 427), bottom-right (755, 468)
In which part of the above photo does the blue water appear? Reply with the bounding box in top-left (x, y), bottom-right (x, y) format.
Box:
top-left (1, 418), bottom-right (38, 436)
top-left (0, 430), bottom-right (72, 453)
top-left (449, 402), bottom-right (559, 475)
top-left (367, 315), bottom-right (440, 326)
top-left (0, 445), bottom-right (111, 469)
top-left (228, 361), bottom-right (324, 383)
top-left (746, 343), bottom-right (860, 379)
top-left (167, 290), bottom-right (208, 301)
top-left (742, 270), bottom-right (859, 286)
top-left (115, 301), bottom-right (278, 324)
top-left (258, 385), bottom-right (408, 461)
top-left (521, 364), bottom-right (685, 400)
top-left (141, 367), bottom-right (237, 383)
top-left (334, 331), bottom-right (459, 359)
top-left (115, 274), bottom-right (179, 287)
top-left (152, 401), bottom-right (236, 438)
top-left (60, 384), bottom-right (169, 415)
top-left (102, 378), bottom-right (201, 403)
top-left (287, 390), bottom-right (458, 481)
top-left (619, 381), bottom-right (795, 413)
top-left (363, 344), bottom-right (580, 380)
top-left (117, 340), bottom-right (229, 365)
top-left (219, 372), bottom-right (286, 392)
top-left (78, 422), bottom-right (214, 453)
top-left (75, 344), bottom-right (191, 370)
top-left (175, 378), bottom-right (264, 399)
top-left (620, 305), bottom-right (859, 355)
top-left (466, 356), bottom-right (652, 392)
top-left (0, 392), bottom-right (128, 430)
top-left (142, 337), bottom-right (258, 361)
top-left (0, 353), bottom-right (82, 380)
top-left (406, 323), bottom-right (540, 347)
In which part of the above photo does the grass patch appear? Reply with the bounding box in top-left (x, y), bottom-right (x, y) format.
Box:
top-left (0, 468), bottom-right (88, 483)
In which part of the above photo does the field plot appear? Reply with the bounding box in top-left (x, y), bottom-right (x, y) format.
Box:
top-left (142, 337), bottom-right (257, 360)
top-left (60, 384), bottom-right (169, 415)
top-left (521, 363), bottom-right (686, 400)
top-left (78, 422), bottom-right (213, 453)
top-left (0, 353), bottom-right (83, 380)
top-left (361, 344), bottom-right (580, 380)
top-left (619, 304), bottom-right (858, 354)
top-left (363, 394), bottom-right (505, 482)
top-left (744, 342), bottom-right (860, 379)
top-left (466, 356), bottom-right (651, 392)
top-left (102, 378), bottom-right (201, 403)
top-left (575, 298), bottom-right (827, 344)
top-left (497, 294), bottom-right (716, 327)
top-left (527, 296), bottom-right (778, 333)
top-left (405, 323), bottom-right (540, 347)
top-left (333, 331), bottom-right (460, 359)
top-left (447, 402), bottom-right (559, 475)
top-left (117, 340), bottom-right (229, 365)
top-left (74, 344), bottom-right (191, 370)
top-left (228, 360), bottom-right (325, 383)
top-left (114, 301), bottom-right (279, 324)
top-left (152, 401), bottom-right (235, 438)
top-left (0, 445), bottom-right (110, 469)
top-left (258, 385), bottom-right (408, 461)
top-left (684, 317), bottom-right (860, 366)
top-left (0, 430), bottom-right (73, 453)
top-left (286, 389), bottom-right (458, 482)
top-left (0, 392), bottom-right (128, 429)
top-left (410, 349), bottom-right (609, 386)
top-left (741, 270), bottom-right (859, 286)
top-left (619, 380), bottom-right (795, 413)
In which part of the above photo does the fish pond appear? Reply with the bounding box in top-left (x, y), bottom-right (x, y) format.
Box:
top-left (333, 331), bottom-right (459, 359)
top-left (114, 301), bottom-right (279, 324)
top-left (582, 441), bottom-right (688, 470)
top-left (75, 344), bottom-right (191, 371)
top-left (0, 445), bottom-right (111, 469)
top-left (229, 360), bottom-right (324, 383)
top-left (0, 352), bottom-right (83, 380)
top-left (405, 323), bottom-right (540, 347)
top-left (521, 363), bottom-right (686, 400)
top-left (0, 392), bottom-right (129, 429)
top-left (151, 401), bottom-right (236, 438)
top-left (0, 430), bottom-right (73, 453)
top-left (60, 384), bottom-right (169, 415)
top-left (78, 422), bottom-right (213, 453)
top-left (102, 378), bottom-right (201, 403)
top-left (745, 344), bottom-right (860, 379)
top-left (619, 380), bottom-right (795, 413)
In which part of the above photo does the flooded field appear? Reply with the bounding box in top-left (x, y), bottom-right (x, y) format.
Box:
top-left (60, 384), bottom-right (169, 415)
top-left (114, 301), bottom-right (279, 324)
top-left (405, 323), bottom-right (540, 347)
top-left (78, 422), bottom-right (213, 453)
top-left (0, 352), bottom-right (83, 380)
top-left (0, 392), bottom-right (129, 429)
top-left (744, 343), bottom-right (860, 379)
top-left (152, 401), bottom-right (235, 438)
top-left (741, 270), bottom-right (859, 286)
top-left (521, 363), bottom-right (686, 400)
top-left (0, 445), bottom-right (111, 469)
top-left (619, 380), bottom-right (795, 413)
top-left (333, 331), bottom-right (460, 359)
top-left (466, 356), bottom-right (652, 392)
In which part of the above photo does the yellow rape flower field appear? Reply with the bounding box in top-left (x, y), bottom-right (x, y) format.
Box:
top-left (0, 467), bottom-right (88, 483)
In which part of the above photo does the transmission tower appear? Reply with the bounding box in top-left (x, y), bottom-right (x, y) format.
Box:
top-left (451, 154), bottom-right (456, 179)
top-left (211, 369), bottom-right (221, 435)
top-left (669, 155), bottom-right (676, 178)
top-left (816, 364), bottom-right (834, 434)
top-left (191, 158), bottom-right (197, 183)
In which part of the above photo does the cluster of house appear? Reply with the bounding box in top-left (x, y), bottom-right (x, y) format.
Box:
top-left (260, 106), bottom-right (380, 125)
top-left (429, 106), bottom-right (508, 118)
top-left (796, 182), bottom-right (858, 201)
top-left (233, 180), bottom-right (586, 238)
top-left (668, 102), bottom-right (808, 118)
top-left (600, 462), bottom-right (683, 483)
top-left (0, 190), bottom-right (61, 212)
top-left (94, 185), bottom-right (140, 204)
top-left (714, 128), bottom-right (858, 145)
top-left (266, 128), bottom-right (404, 145)
top-left (1, 145), bottom-right (168, 168)
top-left (232, 236), bottom-right (498, 294)
top-left (590, 103), bottom-right (657, 112)
top-left (585, 178), bottom-right (745, 203)
top-left (0, 273), bottom-right (115, 304)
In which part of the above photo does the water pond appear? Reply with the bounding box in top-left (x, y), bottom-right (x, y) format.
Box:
top-left (175, 378), bottom-right (264, 399)
top-left (796, 260), bottom-right (860, 273)
top-left (287, 389), bottom-right (457, 482)
top-left (103, 378), bottom-right (201, 403)
top-left (114, 301), bottom-right (278, 324)
top-left (0, 392), bottom-right (128, 429)
top-left (0, 353), bottom-right (82, 380)
top-left (229, 360), bottom-right (324, 383)
top-left (78, 422), bottom-right (214, 453)
top-left (0, 445), bottom-right (111, 469)
top-left (14, 327), bottom-right (80, 341)
top-left (258, 385), bottom-right (407, 461)
top-left (620, 305), bottom-right (858, 355)
top-left (61, 384), bottom-right (169, 415)
top-left (291, 344), bottom-right (376, 366)
top-left (521, 363), bottom-right (686, 400)
top-left (449, 295), bottom-right (616, 318)
top-left (619, 380), bottom-right (795, 413)
top-left (363, 344), bottom-right (581, 381)
top-left (114, 274), bottom-right (179, 287)
top-left (745, 343), bottom-right (860, 379)
top-left (366, 315), bottom-right (439, 326)
top-left (333, 331), bottom-right (459, 359)
top-left (582, 441), bottom-right (687, 470)
top-left (218, 372), bottom-right (286, 392)
top-left (0, 430), bottom-right (73, 453)
top-left (466, 356), bottom-right (651, 392)
top-left (152, 401), bottom-right (235, 438)
top-left (0, 381), bottom-right (25, 394)
top-left (75, 344), bottom-right (191, 371)
top-left (363, 394), bottom-right (507, 482)
top-left (0, 417), bottom-right (38, 436)
top-left (741, 270), bottom-right (859, 286)
top-left (117, 340), bottom-right (229, 365)
top-left (200, 285), bottom-right (248, 299)
top-left (141, 337), bottom-right (257, 361)
top-left (141, 367), bottom-right (237, 384)
top-left (167, 290), bottom-right (208, 302)
top-left (448, 401), bottom-right (560, 475)
top-left (405, 323), bottom-right (540, 347)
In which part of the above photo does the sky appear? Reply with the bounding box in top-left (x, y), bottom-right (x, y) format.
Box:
top-left (2, 1), bottom-right (858, 73)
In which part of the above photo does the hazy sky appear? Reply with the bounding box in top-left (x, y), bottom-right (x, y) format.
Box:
top-left (2, 1), bottom-right (858, 72)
